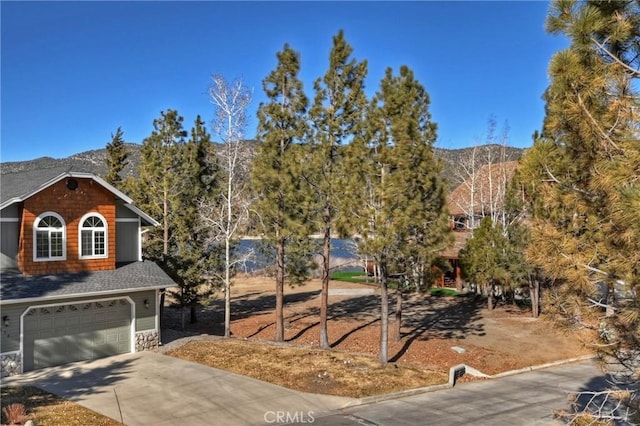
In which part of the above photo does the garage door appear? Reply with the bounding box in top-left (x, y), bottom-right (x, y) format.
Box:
top-left (23, 299), bottom-right (132, 371)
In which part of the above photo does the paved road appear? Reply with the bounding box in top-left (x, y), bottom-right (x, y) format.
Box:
top-left (2, 352), bottom-right (616, 426)
top-left (293, 361), bottom-right (610, 426)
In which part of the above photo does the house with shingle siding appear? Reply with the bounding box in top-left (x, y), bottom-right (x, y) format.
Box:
top-left (0, 167), bottom-right (175, 377)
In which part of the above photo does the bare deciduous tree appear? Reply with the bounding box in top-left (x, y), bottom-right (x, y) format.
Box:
top-left (450, 116), bottom-right (512, 234)
top-left (199, 75), bottom-right (254, 338)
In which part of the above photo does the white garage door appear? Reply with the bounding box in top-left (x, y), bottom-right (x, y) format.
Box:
top-left (23, 299), bottom-right (132, 371)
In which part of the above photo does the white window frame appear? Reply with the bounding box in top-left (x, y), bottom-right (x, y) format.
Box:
top-left (33, 212), bottom-right (66, 261)
top-left (78, 212), bottom-right (108, 259)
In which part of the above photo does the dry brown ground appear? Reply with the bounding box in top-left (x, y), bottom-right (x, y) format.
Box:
top-left (163, 275), bottom-right (592, 377)
top-left (0, 386), bottom-right (122, 426)
top-left (165, 340), bottom-right (447, 397)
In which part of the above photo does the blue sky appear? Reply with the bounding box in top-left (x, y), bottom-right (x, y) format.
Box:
top-left (1, 1), bottom-right (567, 163)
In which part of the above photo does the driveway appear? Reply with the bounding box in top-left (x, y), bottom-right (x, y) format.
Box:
top-left (2, 354), bottom-right (623, 426)
top-left (1, 351), bottom-right (353, 426)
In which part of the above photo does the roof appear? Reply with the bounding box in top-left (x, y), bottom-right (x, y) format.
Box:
top-left (441, 231), bottom-right (472, 259)
top-left (448, 161), bottom-right (518, 217)
top-left (0, 166), bottom-right (158, 226)
top-left (0, 261), bottom-right (175, 304)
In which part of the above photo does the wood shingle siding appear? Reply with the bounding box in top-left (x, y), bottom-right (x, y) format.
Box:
top-left (19, 178), bottom-right (116, 275)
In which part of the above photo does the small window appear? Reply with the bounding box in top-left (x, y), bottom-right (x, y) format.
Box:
top-left (33, 212), bottom-right (66, 261)
top-left (79, 213), bottom-right (107, 259)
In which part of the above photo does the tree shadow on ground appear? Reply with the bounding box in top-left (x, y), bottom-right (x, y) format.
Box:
top-left (162, 289), bottom-right (321, 339)
top-left (228, 290), bottom-right (321, 321)
top-left (327, 294), bottom-right (382, 321)
top-left (2, 356), bottom-right (135, 403)
top-left (330, 318), bottom-right (380, 348)
top-left (269, 294), bottom-right (382, 344)
top-left (389, 295), bottom-right (485, 362)
top-left (279, 291), bottom-right (485, 355)
top-left (163, 283), bottom-right (486, 357)
top-left (285, 320), bottom-right (320, 342)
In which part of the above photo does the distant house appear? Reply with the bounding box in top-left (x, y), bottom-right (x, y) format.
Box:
top-left (448, 161), bottom-right (519, 231)
top-left (0, 167), bottom-right (175, 377)
top-left (442, 161), bottom-right (519, 287)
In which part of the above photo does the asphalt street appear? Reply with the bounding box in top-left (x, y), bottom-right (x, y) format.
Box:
top-left (292, 361), bottom-right (613, 426)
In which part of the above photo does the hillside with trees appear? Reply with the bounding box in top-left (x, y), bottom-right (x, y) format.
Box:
top-left (0, 141), bottom-right (523, 192)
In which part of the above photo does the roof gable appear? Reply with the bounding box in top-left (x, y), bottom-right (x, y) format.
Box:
top-left (0, 166), bottom-right (158, 226)
top-left (448, 161), bottom-right (518, 217)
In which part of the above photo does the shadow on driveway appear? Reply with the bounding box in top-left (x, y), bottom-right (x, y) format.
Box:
top-left (2, 352), bottom-right (353, 426)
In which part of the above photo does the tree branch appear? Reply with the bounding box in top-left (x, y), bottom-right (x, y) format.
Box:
top-left (591, 37), bottom-right (640, 78)
top-left (575, 92), bottom-right (621, 152)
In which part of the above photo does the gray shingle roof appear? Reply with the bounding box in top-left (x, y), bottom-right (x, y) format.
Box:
top-left (0, 261), bottom-right (176, 303)
top-left (0, 166), bottom-right (159, 226)
top-left (0, 166), bottom-right (77, 205)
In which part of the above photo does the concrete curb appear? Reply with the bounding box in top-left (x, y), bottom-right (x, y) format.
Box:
top-left (348, 383), bottom-right (451, 407)
top-left (488, 354), bottom-right (596, 379)
top-left (342, 354), bottom-right (596, 408)
top-left (159, 334), bottom-right (595, 409)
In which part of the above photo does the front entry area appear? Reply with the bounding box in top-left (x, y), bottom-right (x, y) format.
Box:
top-left (22, 298), bottom-right (132, 371)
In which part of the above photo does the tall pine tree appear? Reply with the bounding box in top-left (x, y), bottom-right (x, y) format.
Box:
top-left (166, 116), bottom-right (222, 328)
top-left (309, 30), bottom-right (368, 349)
top-left (348, 66), bottom-right (450, 364)
top-left (252, 44), bottom-right (313, 342)
top-left (136, 109), bottom-right (188, 259)
top-left (133, 109), bottom-right (187, 332)
top-left (520, 1), bottom-right (639, 416)
top-left (136, 109), bottom-right (187, 259)
top-left (105, 127), bottom-right (128, 188)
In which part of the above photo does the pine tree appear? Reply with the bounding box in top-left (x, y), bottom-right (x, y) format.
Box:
top-left (459, 217), bottom-right (508, 310)
top-left (132, 109), bottom-right (188, 332)
top-left (501, 169), bottom-right (541, 317)
top-left (459, 168), bottom-right (536, 313)
top-left (308, 30), bottom-right (368, 349)
top-left (349, 66), bottom-right (450, 364)
top-left (105, 127), bottom-right (128, 187)
top-left (520, 1), bottom-right (639, 417)
top-left (166, 116), bottom-right (222, 328)
top-left (135, 109), bottom-right (188, 260)
top-left (252, 44), bottom-right (313, 342)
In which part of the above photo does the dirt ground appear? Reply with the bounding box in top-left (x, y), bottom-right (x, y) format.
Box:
top-left (162, 275), bottom-right (592, 376)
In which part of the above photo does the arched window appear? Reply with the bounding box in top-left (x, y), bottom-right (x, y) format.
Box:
top-left (34, 212), bottom-right (66, 261)
top-left (79, 213), bottom-right (107, 259)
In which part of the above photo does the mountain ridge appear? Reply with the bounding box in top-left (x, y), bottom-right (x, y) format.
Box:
top-left (1, 142), bottom-right (525, 190)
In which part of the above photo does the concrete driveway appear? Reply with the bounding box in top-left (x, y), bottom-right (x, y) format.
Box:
top-left (1, 351), bottom-right (353, 426)
top-left (2, 353), bottom-right (623, 426)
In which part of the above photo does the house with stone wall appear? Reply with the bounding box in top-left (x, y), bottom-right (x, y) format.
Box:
top-left (0, 166), bottom-right (175, 377)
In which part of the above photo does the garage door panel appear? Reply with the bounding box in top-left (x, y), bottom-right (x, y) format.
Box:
top-left (23, 299), bottom-right (132, 371)
top-left (67, 316), bottom-right (81, 326)
top-left (39, 318), bottom-right (53, 330)
top-left (34, 335), bottom-right (76, 369)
